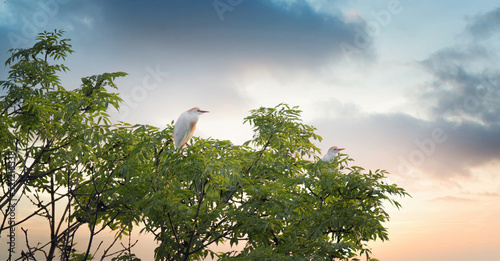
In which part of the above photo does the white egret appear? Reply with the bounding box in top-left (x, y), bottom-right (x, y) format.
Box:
top-left (322, 146), bottom-right (344, 162)
top-left (173, 107), bottom-right (209, 149)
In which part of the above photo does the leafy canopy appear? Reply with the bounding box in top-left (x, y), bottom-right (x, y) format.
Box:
top-left (94, 103), bottom-right (409, 261)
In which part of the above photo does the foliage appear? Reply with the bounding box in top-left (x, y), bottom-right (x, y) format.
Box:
top-left (69, 252), bottom-right (94, 261)
top-left (94, 104), bottom-right (409, 261)
top-left (0, 30), bottom-right (129, 260)
top-left (0, 30), bottom-right (409, 261)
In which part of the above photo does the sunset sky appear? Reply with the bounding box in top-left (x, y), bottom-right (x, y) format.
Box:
top-left (1, 0), bottom-right (500, 260)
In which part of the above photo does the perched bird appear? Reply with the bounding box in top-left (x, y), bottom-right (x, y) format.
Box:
top-left (173, 107), bottom-right (209, 149)
top-left (322, 146), bottom-right (344, 162)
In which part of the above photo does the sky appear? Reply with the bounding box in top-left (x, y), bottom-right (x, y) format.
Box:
top-left (1, 0), bottom-right (500, 260)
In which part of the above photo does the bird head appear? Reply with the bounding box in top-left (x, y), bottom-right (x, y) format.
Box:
top-left (188, 107), bottom-right (209, 115)
top-left (328, 146), bottom-right (344, 153)
top-left (322, 146), bottom-right (345, 162)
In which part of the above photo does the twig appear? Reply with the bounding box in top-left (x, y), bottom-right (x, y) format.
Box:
top-left (20, 227), bottom-right (37, 261)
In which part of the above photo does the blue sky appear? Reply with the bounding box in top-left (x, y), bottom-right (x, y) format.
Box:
top-left (1, 1), bottom-right (500, 260)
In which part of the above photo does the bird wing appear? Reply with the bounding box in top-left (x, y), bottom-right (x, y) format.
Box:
top-left (188, 121), bottom-right (197, 140)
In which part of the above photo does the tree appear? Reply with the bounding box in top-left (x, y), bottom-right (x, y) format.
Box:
top-left (0, 30), bottom-right (133, 260)
top-left (1, 30), bottom-right (409, 261)
top-left (97, 105), bottom-right (409, 260)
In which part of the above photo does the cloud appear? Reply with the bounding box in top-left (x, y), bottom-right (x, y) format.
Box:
top-left (465, 7), bottom-right (500, 40)
top-left (299, 5), bottom-right (500, 181)
top-left (1, 0), bottom-right (375, 95)
top-left (415, 6), bottom-right (500, 126)
top-left (365, 6), bottom-right (500, 180)
top-left (430, 196), bottom-right (476, 202)
top-left (430, 190), bottom-right (500, 202)
top-left (313, 106), bottom-right (500, 182)
top-left (476, 191), bottom-right (500, 197)
top-left (45, 0), bottom-right (374, 125)
top-left (417, 45), bottom-right (500, 126)
top-left (40, 0), bottom-right (374, 73)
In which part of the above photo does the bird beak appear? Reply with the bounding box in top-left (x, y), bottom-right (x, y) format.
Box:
top-left (199, 110), bottom-right (209, 113)
top-left (337, 148), bottom-right (345, 151)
